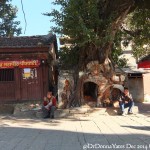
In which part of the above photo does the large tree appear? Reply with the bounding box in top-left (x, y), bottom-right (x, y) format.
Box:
top-left (46, 0), bottom-right (150, 106)
top-left (0, 0), bottom-right (21, 37)
top-left (121, 8), bottom-right (150, 62)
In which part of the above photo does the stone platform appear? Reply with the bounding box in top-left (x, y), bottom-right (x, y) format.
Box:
top-left (13, 105), bottom-right (139, 119)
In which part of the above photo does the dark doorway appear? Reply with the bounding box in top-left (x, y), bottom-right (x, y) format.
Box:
top-left (83, 82), bottom-right (98, 101)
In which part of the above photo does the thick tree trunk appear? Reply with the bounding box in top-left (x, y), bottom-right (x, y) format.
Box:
top-left (69, 77), bottom-right (83, 107)
top-left (68, 65), bottom-right (81, 107)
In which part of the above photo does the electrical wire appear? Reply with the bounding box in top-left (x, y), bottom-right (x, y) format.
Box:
top-left (21, 0), bottom-right (27, 34)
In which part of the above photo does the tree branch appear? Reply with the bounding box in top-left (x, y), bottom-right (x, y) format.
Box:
top-left (122, 27), bottom-right (142, 37)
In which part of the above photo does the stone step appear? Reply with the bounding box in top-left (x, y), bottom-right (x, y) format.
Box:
top-left (35, 109), bottom-right (70, 118)
top-left (13, 105), bottom-right (140, 119)
top-left (35, 105), bottom-right (140, 118)
top-left (69, 107), bottom-right (89, 114)
top-left (55, 109), bottom-right (70, 118)
top-left (0, 104), bottom-right (14, 114)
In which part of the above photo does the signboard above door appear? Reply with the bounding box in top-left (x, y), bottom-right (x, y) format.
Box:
top-left (0, 60), bottom-right (40, 69)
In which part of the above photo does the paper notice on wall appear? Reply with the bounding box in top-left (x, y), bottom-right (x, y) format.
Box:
top-left (24, 68), bottom-right (31, 78)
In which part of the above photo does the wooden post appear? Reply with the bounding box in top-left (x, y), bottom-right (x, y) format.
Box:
top-left (42, 64), bottom-right (49, 97)
top-left (14, 68), bottom-right (21, 101)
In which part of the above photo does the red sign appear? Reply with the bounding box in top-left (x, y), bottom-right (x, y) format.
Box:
top-left (0, 60), bottom-right (40, 69)
top-left (138, 61), bottom-right (150, 68)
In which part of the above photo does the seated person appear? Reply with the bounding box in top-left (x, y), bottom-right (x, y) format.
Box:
top-left (42, 92), bottom-right (57, 119)
top-left (118, 87), bottom-right (134, 115)
top-left (43, 96), bottom-right (49, 106)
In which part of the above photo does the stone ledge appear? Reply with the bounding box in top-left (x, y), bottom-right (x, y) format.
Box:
top-left (13, 105), bottom-right (139, 118)
top-left (13, 110), bottom-right (37, 118)
top-left (35, 109), bottom-right (70, 118)
top-left (0, 104), bottom-right (14, 114)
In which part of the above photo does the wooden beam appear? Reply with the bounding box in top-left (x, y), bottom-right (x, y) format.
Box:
top-left (0, 53), bottom-right (48, 60)
top-left (0, 47), bottom-right (49, 53)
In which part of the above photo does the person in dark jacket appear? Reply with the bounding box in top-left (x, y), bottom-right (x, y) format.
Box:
top-left (118, 87), bottom-right (134, 115)
top-left (42, 92), bottom-right (57, 119)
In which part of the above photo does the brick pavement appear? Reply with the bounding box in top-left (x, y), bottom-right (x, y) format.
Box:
top-left (0, 107), bottom-right (150, 150)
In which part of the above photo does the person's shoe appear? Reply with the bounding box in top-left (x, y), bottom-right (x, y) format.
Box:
top-left (128, 112), bottom-right (133, 115)
top-left (50, 115), bottom-right (54, 119)
top-left (121, 111), bottom-right (126, 116)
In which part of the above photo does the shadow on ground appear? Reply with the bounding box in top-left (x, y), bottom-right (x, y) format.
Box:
top-left (0, 114), bottom-right (90, 127)
top-left (121, 125), bottom-right (150, 131)
top-left (0, 126), bottom-right (149, 150)
top-left (135, 102), bottom-right (150, 116)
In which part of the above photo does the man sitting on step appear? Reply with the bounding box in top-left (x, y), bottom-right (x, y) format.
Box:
top-left (42, 92), bottom-right (57, 119)
top-left (118, 87), bottom-right (134, 115)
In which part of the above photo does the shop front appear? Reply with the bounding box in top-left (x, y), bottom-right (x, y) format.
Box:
top-left (0, 60), bottom-right (42, 101)
top-left (0, 34), bottom-right (58, 103)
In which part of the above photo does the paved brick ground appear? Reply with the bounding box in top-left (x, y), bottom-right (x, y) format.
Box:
top-left (0, 107), bottom-right (150, 150)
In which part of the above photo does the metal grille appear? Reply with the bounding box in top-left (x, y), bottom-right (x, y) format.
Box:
top-left (0, 69), bottom-right (14, 81)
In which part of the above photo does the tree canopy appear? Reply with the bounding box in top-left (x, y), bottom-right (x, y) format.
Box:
top-left (46, 0), bottom-right (150, 69)
top-left (0, 0), bottom-right (21, 37)
top-left (121, 8), bottom-right (150, 61)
